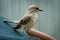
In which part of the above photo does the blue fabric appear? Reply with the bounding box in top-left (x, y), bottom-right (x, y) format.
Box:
top-left (0, 16), bottom-right (40, 40)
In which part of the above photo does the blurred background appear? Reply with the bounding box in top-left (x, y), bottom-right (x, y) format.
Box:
top-left (0, 0), bottom-right (59, 40)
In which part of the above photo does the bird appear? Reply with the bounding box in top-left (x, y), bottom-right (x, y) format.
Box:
top-left (4, 5), bottom-right (43, 34)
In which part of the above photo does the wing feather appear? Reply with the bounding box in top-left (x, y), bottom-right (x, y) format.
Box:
top-left (20, 16), bottom-right (32, 25)
top-left (13, 16), bottom-right (32, 29)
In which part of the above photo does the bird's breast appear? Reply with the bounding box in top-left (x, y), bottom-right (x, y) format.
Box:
top-left (25, 14), bottom-right (38, 31)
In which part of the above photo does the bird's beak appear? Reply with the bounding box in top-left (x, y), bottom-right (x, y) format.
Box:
top-left (39, 9), bottom-right (43, 11)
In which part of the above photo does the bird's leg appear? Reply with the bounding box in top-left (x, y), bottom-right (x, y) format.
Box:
top-left (4, 20), bottom-right (19, 24)
top-left (25, 30), bottom-right (32, 38)
top-left (24, 27), bottom-right (30, 35)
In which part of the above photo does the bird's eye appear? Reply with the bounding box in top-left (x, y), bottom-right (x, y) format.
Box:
top-left (36, 8), bottom-right (39, 10)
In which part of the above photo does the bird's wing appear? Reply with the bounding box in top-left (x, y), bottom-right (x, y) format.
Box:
top-left (14, 16), bottom-right (32, 29)
top-left (20, 16), bottom-right (32, 25)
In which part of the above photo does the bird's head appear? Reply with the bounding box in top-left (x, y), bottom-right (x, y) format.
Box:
top-left (27, 5), bottom-right (43, 13)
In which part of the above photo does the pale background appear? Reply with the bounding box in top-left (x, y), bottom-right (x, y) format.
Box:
top-left (0, 0), bottom-right (59, 40)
